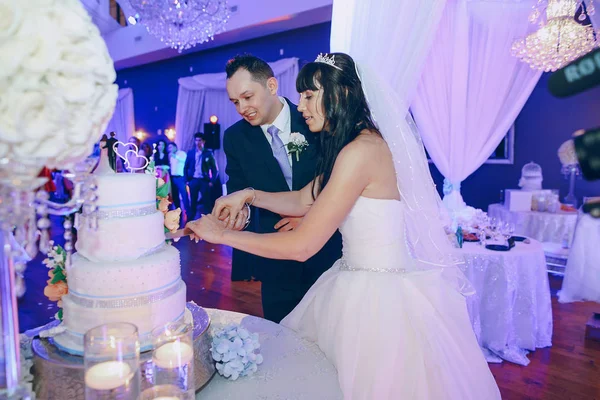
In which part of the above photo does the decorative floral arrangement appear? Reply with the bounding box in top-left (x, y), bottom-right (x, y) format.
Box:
top-left (558, 139), bottom-right (578, 166)
top-left (156, 176), bottom-right (181, 240)
top-left (286, 132), bottom-right (309, 161)
top-left (210, 324), bottom-right (263, 381)
top-left (42, 242), bottom-right (68, 320)
top-left (0, 0), bottom-right (118, 169)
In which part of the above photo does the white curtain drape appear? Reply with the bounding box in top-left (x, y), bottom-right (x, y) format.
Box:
top-left (175, 58), bottom-right (299, 184)
top-left (331, 1), bottom-right (481, 275)
top-left (103, 88), bottom-right (135, 143)
top-left (331, 0), bottom-right (446, 111)
top-left (411, 0), bottom-right (542, 212)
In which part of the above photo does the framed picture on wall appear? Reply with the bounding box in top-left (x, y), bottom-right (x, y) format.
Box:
top-left (425, 125), bottom-right (515, 165)
top-left (486, 125), bottom-right (515, 164)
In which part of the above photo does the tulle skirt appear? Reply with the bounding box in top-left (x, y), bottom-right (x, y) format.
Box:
top-left (281, 260), bottom-right (501, 400)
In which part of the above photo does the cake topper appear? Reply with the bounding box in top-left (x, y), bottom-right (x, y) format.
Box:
top-left (94, 137), bottom-right (116, 175)
top-left (113, 141), bottom-right (149, 172)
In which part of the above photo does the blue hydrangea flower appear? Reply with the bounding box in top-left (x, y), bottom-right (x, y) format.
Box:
top-left (210, 324), bottom-right (263, 381)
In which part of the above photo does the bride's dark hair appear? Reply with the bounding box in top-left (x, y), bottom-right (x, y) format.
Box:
top-left (296, 53), bottom-right (380, 199)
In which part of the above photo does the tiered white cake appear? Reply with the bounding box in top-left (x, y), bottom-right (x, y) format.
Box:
top-left (54, 171), bottom-right (187, 355)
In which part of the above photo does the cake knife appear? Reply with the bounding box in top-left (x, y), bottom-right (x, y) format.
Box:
top-left (165, 227), bottom-right (193, 240)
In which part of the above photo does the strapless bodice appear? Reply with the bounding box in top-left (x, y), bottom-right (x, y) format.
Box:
top-left (339, 196), bottom-right (413, 271)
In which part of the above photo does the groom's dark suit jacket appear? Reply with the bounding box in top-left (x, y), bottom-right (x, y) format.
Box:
top-left (223, 98), bottom-right (343, 286)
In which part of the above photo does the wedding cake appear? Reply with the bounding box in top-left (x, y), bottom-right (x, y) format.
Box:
top-left (53, 162), bottom-right (187, 355)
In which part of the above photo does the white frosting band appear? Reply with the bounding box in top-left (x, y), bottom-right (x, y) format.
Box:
top-left (68, 245), bottom-right (180, 296)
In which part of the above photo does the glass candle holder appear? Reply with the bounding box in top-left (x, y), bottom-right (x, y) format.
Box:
top-left (152, 322), bottom-right (194, 398)
top-left (84, 322), bottom-right (141, 400)
top-left (139, 384), bottom-right (187, 400)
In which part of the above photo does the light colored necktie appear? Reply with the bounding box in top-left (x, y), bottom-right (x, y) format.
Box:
top-left (267, 125), bottom-right (292, 190)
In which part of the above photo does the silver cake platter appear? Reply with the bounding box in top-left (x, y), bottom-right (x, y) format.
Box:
top-left (31, 302), bottom-right (215, 399)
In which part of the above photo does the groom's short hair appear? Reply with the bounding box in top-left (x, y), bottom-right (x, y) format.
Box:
top-left (225, 54), bottom-right (274, 85)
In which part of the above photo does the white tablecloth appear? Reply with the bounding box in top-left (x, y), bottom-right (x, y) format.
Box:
top-left (488, 203), bottom-right (577, 245)
top-left (558, 213), bottom-right (600, 303)
top-left (456, 241), bottom-right (553, 366)
top-left (197, 309), bottom-right (342, 400)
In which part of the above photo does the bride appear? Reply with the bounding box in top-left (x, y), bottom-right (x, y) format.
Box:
top-left (186, 52), bottom-right (501, 399)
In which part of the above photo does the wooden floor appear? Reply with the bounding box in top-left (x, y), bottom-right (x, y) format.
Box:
top-left (17, 217), bottom-right (600, 400)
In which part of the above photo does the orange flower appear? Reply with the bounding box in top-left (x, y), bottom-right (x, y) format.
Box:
top-left (44, 281), bottom-right (68, 302)
top-left (164, 208), bottom-right (181, 232)
top-left (158, 197), bottom-right (170, 213)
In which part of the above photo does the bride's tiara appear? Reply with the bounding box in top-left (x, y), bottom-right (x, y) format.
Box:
top-left (314, 53), bottom-right (343, 71)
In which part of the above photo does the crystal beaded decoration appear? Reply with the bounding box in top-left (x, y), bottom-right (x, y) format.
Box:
top-left (129, 0), bottom-right (231, 52)
top-left (512, 0), bottom-right (598, 72)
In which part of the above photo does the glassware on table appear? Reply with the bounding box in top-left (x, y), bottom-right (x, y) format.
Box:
top-left (478, 227), bottom-right (487, 246)
top-left (139, 384), bottom-right (187, 400)
top-left (502, 222), bottom-right (515, 246)
top-left (152, 321), bottom-right (194, 399)
top-left (84, 322), bottom-right (141, 400)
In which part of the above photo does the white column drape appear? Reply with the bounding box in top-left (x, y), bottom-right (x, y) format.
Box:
top-left (331, 0), bottom-right (446, 112)
top-left (411, 0), bottom-right (542, 212)
top-left (175, 58), bottom-right (299, 184)
top-left (103, 88), bottom-right (135, 143)
top-left (331, 1), bottom-right (478, 274)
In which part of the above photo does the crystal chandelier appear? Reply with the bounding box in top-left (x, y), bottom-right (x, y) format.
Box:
top-left (512, 0), bottom-right (598, 72)
top-left (129, 0), bottom-right (230, 52)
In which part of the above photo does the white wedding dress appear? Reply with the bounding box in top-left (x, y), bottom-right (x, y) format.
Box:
top-left (281, 196), bottom-right (501, 399)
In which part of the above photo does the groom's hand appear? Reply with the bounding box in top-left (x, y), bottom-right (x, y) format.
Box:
top-left (218, 206), bottom-right (249, 231)
top-left (275, 216), bottom-right (303, 232)
top-left (231, 206), bottom-right (249, 231)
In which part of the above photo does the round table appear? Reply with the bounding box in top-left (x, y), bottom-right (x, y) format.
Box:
top-left (197, 309), bottom-right (342, 399)
top-left (454, 240), bottom-right (553, 366)
top-left (487, 203), bottom-right (577, 245)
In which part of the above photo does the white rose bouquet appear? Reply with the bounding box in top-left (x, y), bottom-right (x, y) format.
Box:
top-left (0, 0), bottom-right (118, 169)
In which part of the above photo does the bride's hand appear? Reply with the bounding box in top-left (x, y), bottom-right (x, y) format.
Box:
top-left (212, 189), bottom-right (254, 228)
top-left (185, 214), bottom-right (227, 244)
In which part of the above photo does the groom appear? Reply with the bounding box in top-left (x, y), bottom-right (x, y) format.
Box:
top-left (222, 54), bottom-right (342, 323)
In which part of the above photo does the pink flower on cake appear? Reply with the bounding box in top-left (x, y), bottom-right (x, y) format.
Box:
top-left (165, 208), bottom-right (181, 232)
top-left (44, 281), bottom-right (68, 303)
top-left (158, 197), bottom-right (170, 213)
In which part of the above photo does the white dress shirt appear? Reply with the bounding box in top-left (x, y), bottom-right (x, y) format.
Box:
top-left (194, 150), bottom-right (203, 178)
top-left (260, 97), bottom-right (293, 166)
top-left (169, 150), bottom-right (187, 176)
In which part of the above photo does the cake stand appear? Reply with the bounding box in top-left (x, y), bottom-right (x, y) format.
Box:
top-left (31, 302), bottom-right (215, 399)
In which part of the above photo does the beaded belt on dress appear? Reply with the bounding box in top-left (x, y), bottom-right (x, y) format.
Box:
top-left (338, 258), bottom-right (407, 274)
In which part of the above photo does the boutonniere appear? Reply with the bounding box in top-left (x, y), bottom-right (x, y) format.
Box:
top-left (286, 132), bottom-right (309, 162)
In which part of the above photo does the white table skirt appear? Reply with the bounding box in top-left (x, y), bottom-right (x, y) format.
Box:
top-left (197, 309), bottom-right (343, 400)
top-left (456, 241), bottom-right (553, 366)
top-left (558, 213), bottom-right (600, 303)
top-left (487, 203), bottom-right (577, 245)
